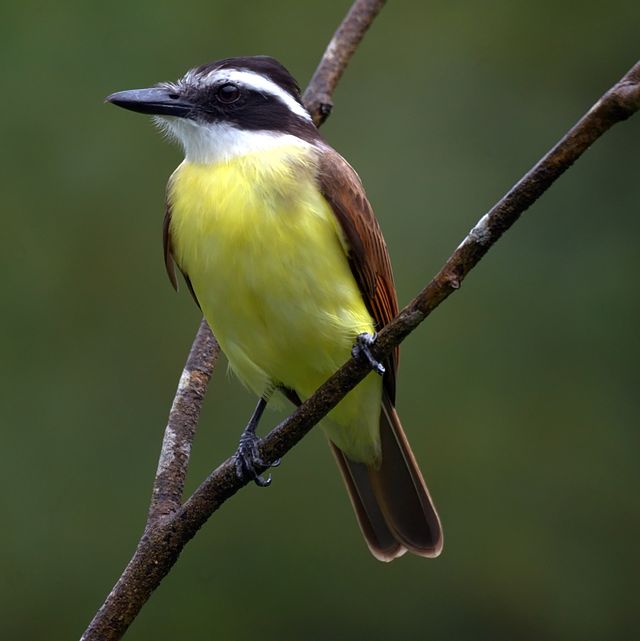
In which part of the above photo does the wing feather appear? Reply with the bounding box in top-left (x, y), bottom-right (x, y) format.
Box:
top-left (163, 203), bottom-right (178, 291)
top-left (163, 202), bottom-right (200, 308)
top-left (317, 148), bottom-right (399, 402)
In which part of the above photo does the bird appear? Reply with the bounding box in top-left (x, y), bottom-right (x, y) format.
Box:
top-left (106, 56), bottom-right (443, 561)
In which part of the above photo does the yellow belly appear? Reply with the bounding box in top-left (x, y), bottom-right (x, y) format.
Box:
top-left (168, 145), bottom-right (382, 463)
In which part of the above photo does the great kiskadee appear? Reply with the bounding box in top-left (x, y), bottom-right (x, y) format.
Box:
top-left (107, 56), bottom-right (442, 561)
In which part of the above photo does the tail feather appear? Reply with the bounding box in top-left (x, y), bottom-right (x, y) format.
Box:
top-left (330, 444), bottom-right (406, 561)
top-left (331, 393), bottom-right (443, 560)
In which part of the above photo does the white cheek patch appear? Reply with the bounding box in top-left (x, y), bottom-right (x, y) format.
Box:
top-left (195, 68), bottom-right (312, 122)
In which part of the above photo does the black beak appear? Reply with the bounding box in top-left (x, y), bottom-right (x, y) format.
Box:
top-left (105, 87), bottom-right (194, 117)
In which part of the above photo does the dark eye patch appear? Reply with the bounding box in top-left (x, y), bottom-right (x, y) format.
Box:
top-left (180, 76), bottom-right (320, 144)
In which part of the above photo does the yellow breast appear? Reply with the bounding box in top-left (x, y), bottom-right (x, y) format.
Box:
top-left (168, 143), bottom-right (382, 463)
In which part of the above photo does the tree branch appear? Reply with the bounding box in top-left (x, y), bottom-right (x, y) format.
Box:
top-left (147, 318), bottom-right (220, 524)
top-left (83, 56), bottom-right (640, 641)
top-left (303, 0), bottom-right (386, 125)
top-left (82, 1), bottom-right (388, 639)
top-left (84, 54), bottom-right (640, 638)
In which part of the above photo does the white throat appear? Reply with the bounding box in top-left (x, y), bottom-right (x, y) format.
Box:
top-left (156, 118), bottom-right (313, 165)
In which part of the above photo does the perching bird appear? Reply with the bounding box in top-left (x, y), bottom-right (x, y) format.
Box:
top-left (107, 56), bottom-right (442, 561)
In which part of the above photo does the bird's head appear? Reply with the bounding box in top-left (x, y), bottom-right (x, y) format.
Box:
top-left (106, 56), bottom-right (319, 163)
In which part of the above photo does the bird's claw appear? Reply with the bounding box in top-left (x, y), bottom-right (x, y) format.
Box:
top-left (352, 332), bottom-right (385, 375)
top-left (235, 432), bottom-right (275, 487)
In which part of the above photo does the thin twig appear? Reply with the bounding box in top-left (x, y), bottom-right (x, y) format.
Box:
top-left (303, 0), bottom-right (386, 125)
top-left (81, 1), bottom-right (387, 640)
top-left (147, 318), bottom-right (220, 524)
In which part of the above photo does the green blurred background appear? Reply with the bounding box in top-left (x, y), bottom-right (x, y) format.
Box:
top-left (1, 0), bottom-right (639, 639)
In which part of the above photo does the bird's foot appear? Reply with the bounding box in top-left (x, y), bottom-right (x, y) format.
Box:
top-left (234, 433), bottom-right (272, 487)
top-left (352, 332), bottom-right (385, 375)
top-left (234, 400), bottom-right (280, 487)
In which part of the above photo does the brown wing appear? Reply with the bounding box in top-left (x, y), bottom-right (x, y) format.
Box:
top-left (163, 202), bottom-right (178, 291)
top-left (163, 201), bottom-right (200, 307)
top-left (317, 148), bottom-right (399, 402)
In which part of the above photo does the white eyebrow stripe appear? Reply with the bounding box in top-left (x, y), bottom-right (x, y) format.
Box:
top-left (203, 69), bottom-right (312, 122)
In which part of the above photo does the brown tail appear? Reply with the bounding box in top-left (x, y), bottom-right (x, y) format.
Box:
top-left (330, 393), bottom-right (443, 561)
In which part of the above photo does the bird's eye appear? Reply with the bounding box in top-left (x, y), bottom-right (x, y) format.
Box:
top-left (217, 83), bottom-right (241, 104)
